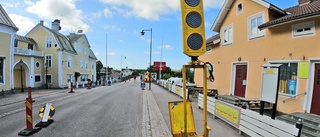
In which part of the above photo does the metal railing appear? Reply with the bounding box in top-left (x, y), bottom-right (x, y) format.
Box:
top-left (14, 47), bottom-right (43, 57)
top-left (282, 92), bottom-right (307, 103)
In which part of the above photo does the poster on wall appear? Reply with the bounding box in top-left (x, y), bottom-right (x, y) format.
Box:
top-left (298, 61), bottom-right (309, 78)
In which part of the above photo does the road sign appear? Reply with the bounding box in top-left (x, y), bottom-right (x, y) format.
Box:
top-left (39, 103), bottom-right (55, 120)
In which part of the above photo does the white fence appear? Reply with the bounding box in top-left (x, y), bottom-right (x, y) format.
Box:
top-left (197, 94), bottom-right (300, 137)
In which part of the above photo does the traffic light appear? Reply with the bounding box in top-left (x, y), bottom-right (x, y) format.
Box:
top-left (180, 0), bottom-right (206, 57)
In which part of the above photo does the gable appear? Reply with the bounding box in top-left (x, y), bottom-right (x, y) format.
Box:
top-left (211, 0), bottom-right (285, 32)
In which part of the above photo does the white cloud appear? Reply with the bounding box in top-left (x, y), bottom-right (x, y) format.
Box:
top-left (25, 0), bottom-right (91, 33)
top-left (161, 44), bottom-right (173, 50)
top-left (94, 52), bottom-right (100, 56)
top-left (99, 0), bottom-right (224, 21)
top-left (108, 52), bottom-right (117, 56)
top-left (103, 8), bottom-right (113, 18)
top-left (9, 14), bottom-right (35, 35)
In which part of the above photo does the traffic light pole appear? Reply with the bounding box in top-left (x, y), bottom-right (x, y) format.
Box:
top-left (182, 61), bottom-right (211, 137)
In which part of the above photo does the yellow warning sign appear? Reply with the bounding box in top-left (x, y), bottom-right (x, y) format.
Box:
top-left (168, 101), bottom-right (195, 136)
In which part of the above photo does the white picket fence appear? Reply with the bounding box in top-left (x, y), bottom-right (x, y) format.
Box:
top-left (197, 94), bottom-right (300, 137)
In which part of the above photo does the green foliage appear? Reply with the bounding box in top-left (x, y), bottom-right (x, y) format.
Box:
top-left (96, 60), bottom-right (104, 80)
top-left (162, 73), bottom-right (171, 79)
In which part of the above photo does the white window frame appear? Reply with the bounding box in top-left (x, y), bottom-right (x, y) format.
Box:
top-left (85, 60), bottom-right (88, 69)
top-left (0, 58), bottom-right (4, 84)
top-left (35, 74), bottom-right (41, 83)
top-left (248, 11), bottom-right (265, 40)
top-left (67, 74), bottom-right (72, 82)
top-left (92, 61), bottom-right (95, 69)
top-left (222, 24), bottom-right (233, 46)
top-left (45, 55), bottom-right (52, 68)
top-left (68, 56), bottom-right (72, 68)
top-left (78, 44), bottom-right (82, 54)
top-left (80, 59), bottom-right (84, 69)
top-left (46, 37), bottom-right (52, 48)
top-left (237, 2), bottom-right (243, 15)
top-left (292, 21), bottom-right (315, 38)
top-left (81, 74), bottom-right (88, 82)
top-left (84, 47), bottom-right (88, 55)
top-left (45, 74), bottom-right (52, 84)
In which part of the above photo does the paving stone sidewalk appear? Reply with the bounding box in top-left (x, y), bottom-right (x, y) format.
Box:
top-left (142, 90), bottom-right (172, 137)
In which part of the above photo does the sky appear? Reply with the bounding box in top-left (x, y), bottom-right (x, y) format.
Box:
top-left (0, 0), bottom-right (298, 70)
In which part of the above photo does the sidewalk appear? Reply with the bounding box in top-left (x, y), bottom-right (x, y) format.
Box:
top-left (142, 89), bottom-right (172, 137)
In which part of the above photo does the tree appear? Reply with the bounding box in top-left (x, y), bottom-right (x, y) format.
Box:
top-left (162, 73), bottom-right (171, 79)
top-left (96, 60), bottom-right (103, 80)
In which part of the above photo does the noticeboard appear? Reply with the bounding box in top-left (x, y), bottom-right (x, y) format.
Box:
top-left (261, 67), bottom-right (279, 103)
top-left (168, 101), bottom-right (195, 135)
top-left (215, 100), bottom-right (241, 128)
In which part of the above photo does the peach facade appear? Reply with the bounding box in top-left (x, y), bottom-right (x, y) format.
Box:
top-left (195, 0), bottom-right (320, 114)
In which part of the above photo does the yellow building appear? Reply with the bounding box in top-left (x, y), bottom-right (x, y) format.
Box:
top-left (195, 0), bottom-right (320, 115)
top-left (24, 19), bottom-right (97, 88)
top-left (0, 4), bottom-right (18, 92)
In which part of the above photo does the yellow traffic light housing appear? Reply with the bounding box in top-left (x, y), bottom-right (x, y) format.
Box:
top-left (180, 0), bottom-right (206, 57)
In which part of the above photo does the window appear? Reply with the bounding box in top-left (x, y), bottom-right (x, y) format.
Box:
top-left (292, 21), bottom-right (315, 38)
top-left (35, 75), bottom-right (41, 83)
top-left (222, 24), bottom-right (233, 45)
top-left (84, 47), bottom-right (88, 55)
top-left (206, 46), bottom-right (212, 54)
top-left (80, 59), bottom-right (84, 69)
top-left (248, 12), bottom-right (265, 39)
top-left (237, 2), bottom-right (243, 14)
top-left (272, 62), bottom-right (298, 95)
top-left (35, 62), bottom-right (40, 68)
top-left (67, 74), bottom-right (72, 82)
top-left (14, 40), bottom-right (18, 47)
top-left (78, 44), bottom-right (82, 54)
top-left (85, 60), bottom-right (88, 69)
top-left (0, 59), bottom-right (3, 83)
top-left (45, 55), bottom-right (52, 68)
top-left (81, 74), bottom-right (88, 82)
top-left (46, 37), bottom-right (52, 48)
top-left (28, 44), bottom-right (33, 50)
top-left (45, 75), bottom-right (52, 84)
top-left (68, 56), bottom-right (72, 68)
top-left (92, 62), bottom-right (95, 69)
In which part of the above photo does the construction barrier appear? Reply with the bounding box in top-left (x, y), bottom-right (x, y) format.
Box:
top-left (18, 87), bottom-right (41, 136)
top-left (68, 82), bottom-right (74, 93)
top-left (36, 103), bottom-right (55, 127)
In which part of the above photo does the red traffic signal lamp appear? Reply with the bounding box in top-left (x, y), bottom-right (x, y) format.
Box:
top-left (180, 0), bottom-right (206, 58)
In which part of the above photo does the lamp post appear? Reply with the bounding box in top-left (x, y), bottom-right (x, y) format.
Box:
top-left (45, 62), bottom-right (48, 89)
top-left (141, 28), bottom-right (152, 90)
top-left (19, 59), bottom-right (24, 93)
top-left (120, 55), bottom-right (126, 82)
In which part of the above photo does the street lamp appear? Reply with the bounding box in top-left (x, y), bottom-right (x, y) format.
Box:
top-left (120, 55), bottom-right (126, 82)
top-left (141, 28), bottom-right (152, 90)
top-left (18, 59), bottom-right (24, 93)
top-left (45, 62), bottom-right (48, 89)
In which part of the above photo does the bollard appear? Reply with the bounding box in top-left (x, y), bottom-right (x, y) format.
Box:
top-left (18, 87), bottom-right (41, 136)
top-left (68, 82), bottom-right (75, 93)
top-left (296, 119), bottom-right (303, 137)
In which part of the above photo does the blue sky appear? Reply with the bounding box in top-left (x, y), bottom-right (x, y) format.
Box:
top-left (0, 0), bottom-right (298, 70)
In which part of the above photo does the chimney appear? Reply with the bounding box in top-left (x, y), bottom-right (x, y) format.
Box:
top-left (40, 20), bottom-right (44, 25)
top-left (299, 0), bottom-right (312, 5)
top-left (51, 19), bottom-right (61, 32)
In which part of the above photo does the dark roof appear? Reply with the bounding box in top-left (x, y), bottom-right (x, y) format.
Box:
top-left (259, 0), bottom-right (320, 29)
top-left (0, 4), bottom-right (18, 31)
top-left (67, 33), bottom-right (84, 42)
top-left (89, 49), bottom-right (97, 60)
top-left (15, 35), bottom-right (37, 45)
top-left (206, 34), bottom-right (220, 46)
top-left (40, 25), bottom-right (77, 54)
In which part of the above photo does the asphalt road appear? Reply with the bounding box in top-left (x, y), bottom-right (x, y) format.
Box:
top-left (0, 80), bottom-right (143, 137)
top-left (0, 79), bottom-right (243, 137)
